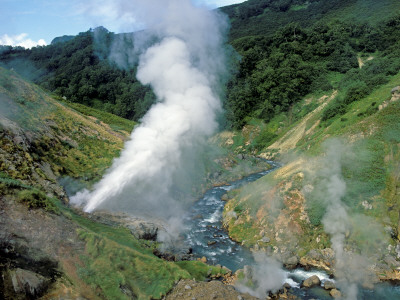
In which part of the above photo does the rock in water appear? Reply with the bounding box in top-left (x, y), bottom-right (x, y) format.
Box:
top-left (323, 280), bottom-right (336, 290)
top-left (9, 268), bottom-right (50, 297)
top-left (301, 275), bottom-right (321, 288)
top-left (330, 288), bottom-right (342, 298)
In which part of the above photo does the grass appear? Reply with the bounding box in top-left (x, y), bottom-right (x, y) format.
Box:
top-left (55, 203), bottom-right (227, 300)
top-left (61, 100), bottom-right (136, 133)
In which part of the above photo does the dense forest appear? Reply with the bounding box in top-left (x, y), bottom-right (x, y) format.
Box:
top-left (224, 15), bottom-right (400, 128)
top-left (1, 0), bottom-right (400, 130)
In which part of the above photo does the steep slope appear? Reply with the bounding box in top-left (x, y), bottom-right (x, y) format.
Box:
top-left (0, 68), bottom-right (226, 299)
top-left (221, 72), bottom-right (400, 286)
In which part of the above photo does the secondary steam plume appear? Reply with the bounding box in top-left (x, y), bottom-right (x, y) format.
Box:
top-left (235, 253), bottom-right (287, 298)
top-left (71, 0), bottom-right (229, 220)
top-left (313, 139), bottom-right (386, 300)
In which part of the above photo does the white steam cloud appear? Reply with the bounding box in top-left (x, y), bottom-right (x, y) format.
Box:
top-left (235, 252), bottom-right (286, 298)
top-left (71, 0), bottom-right (229, 222)
top-left (315, 139), bottom-right (386, 300)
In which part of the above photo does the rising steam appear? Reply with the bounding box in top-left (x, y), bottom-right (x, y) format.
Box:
top-left (71, 0), bottom-right (229, 221)
top-left (312, 139), bottom-right (387, 299)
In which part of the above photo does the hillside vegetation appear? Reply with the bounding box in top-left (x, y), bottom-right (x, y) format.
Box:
top-left (221, 0), bottom-right (400, 40)
top-left (0, 27), bottom-right (156, 121)
top-left (1, 0), bottom-right (400, 298)
top-left (0, 68), bottom-right (234, 299)
top-left (220, 67), bottom-right (400, 282)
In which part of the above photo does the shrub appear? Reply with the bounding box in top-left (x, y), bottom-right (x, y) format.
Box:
top-left (343, 81), bottom-right (369, 105)
top-left (321, 98), bottom-right (346, 121)
top-left (17, 189), bottom-right (59, 214)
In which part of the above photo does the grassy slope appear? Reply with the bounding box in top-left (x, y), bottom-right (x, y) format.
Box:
top-left (221, 71), bottom-right (400, 272)
top-left (0, 67), bottom-right (227, 299)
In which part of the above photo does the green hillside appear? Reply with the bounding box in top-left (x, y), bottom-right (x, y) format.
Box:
top-left (221, 0), bottom-right (400, 40)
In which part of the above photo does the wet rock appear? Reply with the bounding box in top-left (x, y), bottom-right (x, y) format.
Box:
top-left (330, 288), bottom-right (342, 298)
top-left (323, 280), bottom-right (336, 290)
top-left (221, 266), bottom-right (232, 276)
top-left (284, 256), bottom-right (299, 269)
top-left (300, 248), bottom-right (334, 272)
top-left (9, 268), bottom-right (50, 297)
top-left (208, 241), bottom-right (216, 246)
top-left (283, 283), bottom-right (291, 289)
top-left (127, 220), bottom-right (158, 241)
top-left (301, 275), bottom-right (321, 288)
top-left (391, 86), bottom-right (400, 94)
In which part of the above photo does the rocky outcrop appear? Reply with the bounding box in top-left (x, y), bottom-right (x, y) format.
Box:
top-left (301, 275), bottom-right (321, 288)
top-left (165, 279), bottom-right (260, 300)
top-left (127, 220), bottom-right (159, 241)
top-left (299, 249), bottom-right (334, 273)
top-left (379, 86), bottom-right (400, 110)
top-left (8, 268), bottom-right (50, 297)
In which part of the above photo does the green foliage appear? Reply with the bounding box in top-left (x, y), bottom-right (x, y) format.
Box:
top-left (224, 5), bottom-right (400, 129)
top-left (77, 230), bottom-right (187, 300)
top-left (175, 261), bottom-right (227, 281)
top-left (0, 173), bottom-right (33, 190)
top-left (305, 194), bottom-right (326, 226)
top-left (0, 29), bottom-right (156, 122)
top-left (321, 96), bottom-right (346, 121)
top-left (249, 127), bottom-right (277, 152)
top-left (221, 0), bottom-right (400, 41)
top-left (57, 206), bottom-right (226, 300)
top-left (16, 189), bottom-right (59, 214)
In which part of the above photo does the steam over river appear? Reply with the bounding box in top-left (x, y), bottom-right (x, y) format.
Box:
top-left (184, 162), bottom-right (400, 299)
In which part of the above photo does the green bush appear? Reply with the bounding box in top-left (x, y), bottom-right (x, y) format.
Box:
top-left (17, 189), bottom-right (59, 214)
top-left (321, 98), bottom-right (346, 121)
top-left (343, 81), bottom-right (369, 105)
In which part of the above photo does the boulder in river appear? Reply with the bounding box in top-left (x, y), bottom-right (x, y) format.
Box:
top-left (330, 288), bottom-right (342, 298)
top-left (284, 255), bottom-right (299, 269)
top-left (301, 275), bottom-right (321, 288)
top-left (323, 280), bottom-right (336, 290)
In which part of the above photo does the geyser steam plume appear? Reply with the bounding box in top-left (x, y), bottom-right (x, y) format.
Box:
top-left (71, 0), bottom-right (229, 219)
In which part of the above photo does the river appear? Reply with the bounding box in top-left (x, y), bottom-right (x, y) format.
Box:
top-left (183, 162), bottom-right (400, 299)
